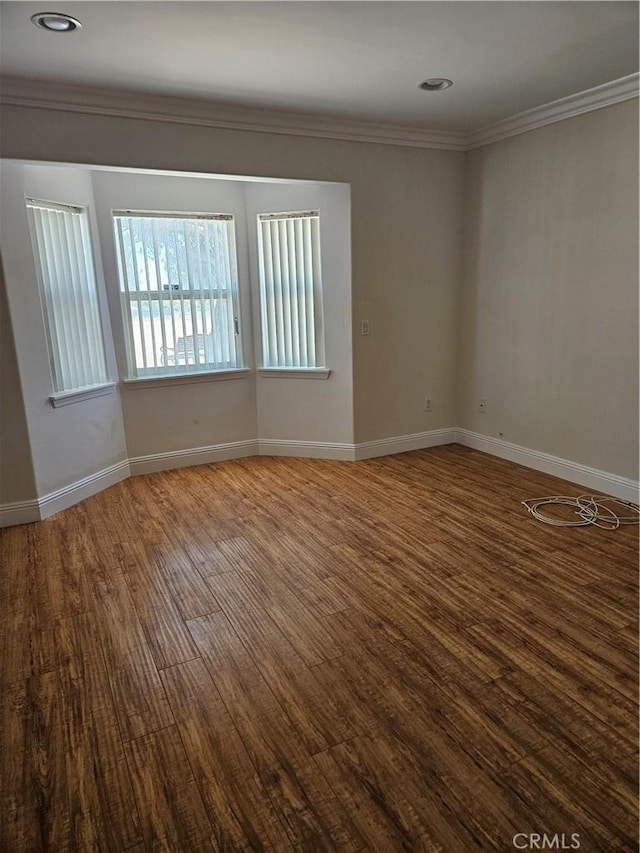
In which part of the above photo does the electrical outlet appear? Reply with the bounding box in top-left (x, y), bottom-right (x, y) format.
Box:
top-left (424, 396), bottom-right (432, 412)
top-left (360, 319), bottom-right (370, 336)
top-left (479, 398), bottom-right (487, 413)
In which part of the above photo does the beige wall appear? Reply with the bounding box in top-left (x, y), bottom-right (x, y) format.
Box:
top-left (244, 180), bottom-right (354, 444)
top-left (0, 162), bottom-right (128, 496)
top-left (0, 257), bottom-right (37, 503)
top-left (91, 169), bottom-right (258, 458)
top-left (1, 95), bottom-right (637, 513)
top-left (458, 100), bottom-right (639, 479)
top-left (0, 105), bottom-right (465, 443)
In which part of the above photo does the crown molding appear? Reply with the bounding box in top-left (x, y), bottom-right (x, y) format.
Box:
top-left (467, 72), bottom-right (639, 149)
top-left (0, 76), bottom-right (467, 152)
top-left (1, 73), bottom-right (637, 154)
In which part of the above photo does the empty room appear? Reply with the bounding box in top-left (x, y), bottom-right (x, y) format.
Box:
top-left (0, 2), bottom-right (638, 851)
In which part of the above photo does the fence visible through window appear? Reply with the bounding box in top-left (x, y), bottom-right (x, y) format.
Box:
top-left (112, 211), bottom-right (241, 377)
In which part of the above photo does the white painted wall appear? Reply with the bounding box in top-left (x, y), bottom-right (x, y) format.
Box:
top-left (458, 100), bottom-right (639, 480)
top-left (245, 181), bottom-right (353, 444)
top-left (0, 161), bottom-right (128, 498)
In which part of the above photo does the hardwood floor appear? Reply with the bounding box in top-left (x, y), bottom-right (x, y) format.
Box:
top-left (1, 444), bottom-right (637, 851)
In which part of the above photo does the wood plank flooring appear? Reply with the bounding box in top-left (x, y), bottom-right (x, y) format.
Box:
top-left (1, 444), bottom-right (637, 851)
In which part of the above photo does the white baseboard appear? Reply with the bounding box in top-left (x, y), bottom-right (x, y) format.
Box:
top-left (129, 439), bottom-right (259, 476)
top-left (355, 428), bottom-right (456, 461)
top-left (259, 438), bottom-right (356, 461)
top-left (38, 459), bottom-right (131, 520)
top-left (128, 430), bottom-right (455, 469)
top-left (4, 428), bottom-right (637, 527)
top-left (258, 429), bottom-right (457, 461)
top-left (1, 460), bottom-right (131, 526)
top-left (0, 498), bottom-right (41, 527)
top-left (456, 429), bottom-right (640, 504)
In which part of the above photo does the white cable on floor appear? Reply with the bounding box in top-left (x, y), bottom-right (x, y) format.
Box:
top-left (521, 495), bottom-right (640, 529)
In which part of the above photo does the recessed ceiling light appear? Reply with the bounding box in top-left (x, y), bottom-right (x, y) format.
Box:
top-left (418, 78), bottom-right (453, 92)
top-left (31, 12), bottom-right (82, 32)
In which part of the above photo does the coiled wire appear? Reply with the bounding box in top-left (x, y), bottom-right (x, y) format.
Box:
top-left (522, 495), bottom-right (640, 530)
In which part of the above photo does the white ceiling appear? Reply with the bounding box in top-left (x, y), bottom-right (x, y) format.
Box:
top-left (0, 1), bottom-right (637, 132)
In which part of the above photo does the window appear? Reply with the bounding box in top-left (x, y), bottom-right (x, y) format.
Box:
top-left (112, 211), bottom-right (241, 378)
top-left (26, 199), bottom-right (109, 395)
top-left (257, 210), bottom-right (325, 368)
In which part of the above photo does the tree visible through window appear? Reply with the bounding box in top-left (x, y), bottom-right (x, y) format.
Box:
top-left (112, 211), bottom-right (242, 378)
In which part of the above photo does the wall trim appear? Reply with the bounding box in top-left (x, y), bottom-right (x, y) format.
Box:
top-left (37, 459), bottom-right (131, 521)
top-left (257, 368), bottom-right (332, 380)
top-left (128, 439), bottom-right (259, 476)
top-left (122, 368), bottom-right (250, 389)
top-left (1, 459), bottom-right (131, 525)
top-left (0, 498), bottom-right (41, 527)
top-left (455, 429), bottom-right (639, 504)
top-left (3, 73), bottom-right (636, 154)
top-left (259, 438), bottom-right (356, 461)
top-left (467, 72), bottom-right (639, 149)
top-left (354, 428), bottom-right (456, 461)
top-left (3, 429), bottom-right (637, 525)
top-left (50, 381), bottom-right (116, 408)
top-left (124, 430), bottom-right (459, 472)
top-left (0, 76), bottom-right (467, 152)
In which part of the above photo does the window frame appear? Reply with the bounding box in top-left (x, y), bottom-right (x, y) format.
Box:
top-left (256, 209), bottom-right (326, 371)
top-left (111, 208), bottom-right (244, 381)
top-left (26, 197), bottom-right (111, 401)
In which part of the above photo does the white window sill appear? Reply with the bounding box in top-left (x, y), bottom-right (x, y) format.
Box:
top-left (50, 382), bottom-right (116, 408)
top-left (122, 368), bottom-right (251, 389)
top-left (258, 367), bottom-right (332, 380)
top-left (258, 367), bottom-right (331, 379)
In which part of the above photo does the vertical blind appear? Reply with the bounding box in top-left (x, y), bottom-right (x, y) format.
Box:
top-left (26, 199), bottom-right (108, 394)
top-left (112, 212), bottom-right (240, 377)
top-left (257, 211), bottom-right (325, 368)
